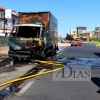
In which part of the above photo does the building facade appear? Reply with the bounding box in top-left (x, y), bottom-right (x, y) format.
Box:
top-left (0, 8), bottom-right (18, 33)
top-left (70, 30), bottom-right (77, 37)
top-left (0, 6), bottom-right (18, 47)
top-left (76, 27), bottom-right (87, 37)
top-left (93, 27), bottom-right (100, 40)
top-left (5, 9), bottom-right (18, 30)
top-left (0, 6), bottom-right (6, 32)
top-left (80, 30), bottom-right (93, 40)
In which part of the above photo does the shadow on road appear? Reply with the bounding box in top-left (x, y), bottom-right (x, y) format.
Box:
top-left (94, 53), bottom-right (100, 57)
top-left (91, 77), bottom-right (100, 93)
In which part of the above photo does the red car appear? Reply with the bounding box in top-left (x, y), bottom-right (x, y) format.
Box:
top-left (71, 39), bottom-right (82, 46)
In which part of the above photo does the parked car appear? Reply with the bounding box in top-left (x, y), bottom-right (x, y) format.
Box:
top-left (61, 40), bottom-right (66, 43)
top-left (67, 40), bottom-right (72, 43)
top-left (82, 40), bottom-right (87, 43)
top-left (71, 39), bottom-right (82, 46)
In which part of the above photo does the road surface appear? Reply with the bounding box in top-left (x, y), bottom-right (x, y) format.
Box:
top-left (6, 43), bottom-right (100, 100)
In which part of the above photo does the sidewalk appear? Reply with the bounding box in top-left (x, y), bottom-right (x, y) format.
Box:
top-left (0, 50), bottom-right (8, 56)
top-left (0, 64), bottom-right (37, 91)
top-left (58, 42), bottom-right (70, 47)
top-left (0, 46), bottom-right (8, 57)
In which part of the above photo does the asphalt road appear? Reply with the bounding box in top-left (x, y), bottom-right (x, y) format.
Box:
top-left (6, 43), bottom-right (100, 100)
top-left (59, 43), bottom-right (100, 58)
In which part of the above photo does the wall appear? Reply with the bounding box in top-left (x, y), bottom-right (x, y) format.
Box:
top-left (0, 9), bottom-right (17, 47)
top-left (80, 31), bottom-right (93, 39)
top-left (76, 27), bottom-right (87, 37)
top-left (12, 14), bottom-right (18, 26)
top-left (0, 29), bottom-right (11, 33)
top-left (0, 10), bottom-right (5, 28)
top-left (0, 36), bottom-right (9, 46)
top-left (70, 30), bottom-right (77, 37)
top-left (5, 9), bottom-right (18, 29)
top-left (0, 10), bottom-right (5, 19)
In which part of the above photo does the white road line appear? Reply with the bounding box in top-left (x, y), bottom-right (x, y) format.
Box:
top-left (38, 69), bottom-right (46, 73)
top-left (17, 81), bottom-right (34, 96)
top-left (16, 69), bottom-right (46, 96)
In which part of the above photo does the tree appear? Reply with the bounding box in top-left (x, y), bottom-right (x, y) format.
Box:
top-left (65, 33), bottom-right (73, 40)
top-left (58, 36), bottom-right (62, 40)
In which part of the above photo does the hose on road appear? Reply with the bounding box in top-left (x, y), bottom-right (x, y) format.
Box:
top-left (0, 60), bottom-right (65, 87)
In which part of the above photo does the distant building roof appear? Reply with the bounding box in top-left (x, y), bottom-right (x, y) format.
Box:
top-left (95, 30), bottom-right (100, 32)
top-left (0, 6), bottom-right (5, 11)
top-left (81, 30), bottom-right (93, 33)
top-left (70, 30), bottom-right (77, 31)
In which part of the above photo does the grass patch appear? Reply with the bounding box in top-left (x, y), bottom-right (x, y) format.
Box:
top-left (88, 40), bottom-right (100, 46)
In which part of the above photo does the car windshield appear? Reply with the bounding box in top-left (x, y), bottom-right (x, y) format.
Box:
top-left (74, 39), bottom-right (78, 41)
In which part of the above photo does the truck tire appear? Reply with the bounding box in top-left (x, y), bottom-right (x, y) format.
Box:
top-left (42, 52), bottom-right (46, 59)
top-left (55, 45), bottom-right (59, 50)
top-left (52, 49), bottom-right (56, 56)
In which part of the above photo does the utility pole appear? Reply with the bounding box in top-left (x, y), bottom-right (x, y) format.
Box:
top-left (3, 11), bottom-right (5, 33)
top-left (76, 27), bottom-right (79, 37)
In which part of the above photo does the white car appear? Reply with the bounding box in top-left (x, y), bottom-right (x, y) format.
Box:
top-left (82, 41), bottom-right (87, 43)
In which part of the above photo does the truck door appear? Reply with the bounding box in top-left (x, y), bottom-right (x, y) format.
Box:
top-left (8, 26), bottom-right (22, 50)
top-left (41, 27), bottom-right (47, 46)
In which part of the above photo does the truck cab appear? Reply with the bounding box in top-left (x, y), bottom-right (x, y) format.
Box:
top-left (8, 23), bottom-right (46, 59)
top-left (8, 22), bottom-right (58, 60)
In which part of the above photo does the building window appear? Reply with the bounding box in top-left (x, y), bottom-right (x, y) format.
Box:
top-left (12, 19), bottom-right (15, 26)
top-left (0, 12), bottom-right (2, 18)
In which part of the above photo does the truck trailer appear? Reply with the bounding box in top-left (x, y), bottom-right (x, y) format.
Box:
top-left (7, 11), bottom-right (58, 60)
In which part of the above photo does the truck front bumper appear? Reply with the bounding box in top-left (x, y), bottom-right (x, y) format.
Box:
top-left (8, 50), bottom-right (31, 59)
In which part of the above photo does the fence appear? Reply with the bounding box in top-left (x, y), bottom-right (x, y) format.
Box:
top-left (0, 36), bottom-right (9, 46)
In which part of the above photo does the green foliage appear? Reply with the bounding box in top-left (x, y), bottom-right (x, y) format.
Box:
top-left (89, 38), bottom-right (92, 41)
top-left (93, 38), bottom-right (97, 41)
top-left (65, 34), bottom-right (73, 40)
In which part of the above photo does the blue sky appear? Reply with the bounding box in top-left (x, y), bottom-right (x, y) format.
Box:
top-left (1, 0), bottom-right (100, 37)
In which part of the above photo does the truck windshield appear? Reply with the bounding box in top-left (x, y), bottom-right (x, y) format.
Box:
top-left (14, 26), bottom-right (40, 38)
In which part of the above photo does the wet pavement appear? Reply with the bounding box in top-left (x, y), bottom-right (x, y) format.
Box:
top-left (58, 56), bottom-right (100, 68)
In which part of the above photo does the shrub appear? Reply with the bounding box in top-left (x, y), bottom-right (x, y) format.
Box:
top-left (93, 38), bottom-right (97, 41)
top-left (89, 38), bottom-right (92, 41)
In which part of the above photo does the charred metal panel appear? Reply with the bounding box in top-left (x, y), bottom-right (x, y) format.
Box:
top-left (18, 12), bottom-right (49, 32)
top-left (8, 37), bottom-right (42, 50)
top-left (49, 13), bottom-right (58, 43)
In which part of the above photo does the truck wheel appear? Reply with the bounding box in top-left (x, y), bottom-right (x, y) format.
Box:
top-left (42, 53), bottom-right (46, 59)
top-left (52, 50), bottom-right (56, 56)
top-left (56, 45), bottom-right (59, 50)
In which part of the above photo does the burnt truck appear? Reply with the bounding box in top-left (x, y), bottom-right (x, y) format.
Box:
top-left (7, 11), bottom-right (58, 60)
